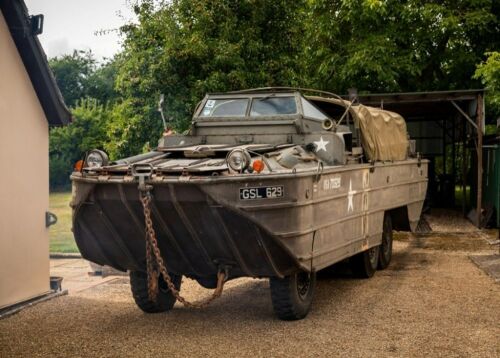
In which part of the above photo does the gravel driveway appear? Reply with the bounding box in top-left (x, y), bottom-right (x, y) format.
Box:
top-left (1, 234), bottom-right (499, 357)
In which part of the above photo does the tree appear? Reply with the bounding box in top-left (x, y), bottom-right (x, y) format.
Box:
top-left (475, 51), bottom-right (500, 121)
top-left (49, 50), bottom-right (119, 107)
top-left (49, 50), bottom-right (96, 107)
top-left (86, 58), bottom-right (120, 104)
top-left (49, 99), bottom-right (112, 189)
top-left (47, 0), bottom-right (500, 187)
top-left (112, 0), bottom-right (306, 157)
top-left (48, 50), bottom-right (121, 187)
top-left (304, 0), bottom-right (500, 93)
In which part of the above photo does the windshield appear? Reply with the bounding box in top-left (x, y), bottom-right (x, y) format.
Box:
top-left (199, 95), bottom-right (298, 118)
top-left (200, 99), bottom-right (248, 117)
top-left (250, 96), bottom-right (297, 116)
top-left (301, 97), bottom-right (329, 120)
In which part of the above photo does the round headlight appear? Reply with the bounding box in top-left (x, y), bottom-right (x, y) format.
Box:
top-left (85, 149), bottom-right (109, 168)
top-left (226, 149), bottom-right (251, 172)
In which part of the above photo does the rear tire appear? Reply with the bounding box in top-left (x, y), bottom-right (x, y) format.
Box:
top-left (270, 270), bottom-right (316, 321)
top-left (350, 245), bottom-right (380, 278)
top-left (129, 270), bottom-right (181, 313)
top-left (378, 213), bottom-right (393, 270)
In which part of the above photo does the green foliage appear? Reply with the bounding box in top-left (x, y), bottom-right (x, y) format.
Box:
top-left (49, 99), bottom-right (111, 189)
top-left (475, 51), bottom-right (500, 118)
top-left (305, 0), bottom-right (499, 93)
top-left (49, 50), bottom-right (119, 107)
top-left (102, 98), bottom-right (152, 159)
top-left (48, 0), bottom-right (500, 189)
top-left (115, 0), bottom-right (306, 137)
top-left (86, 58), bottom-right (120, 104)
top-left (49, 192), bottom-right (78, 253)
top-left (49, 51), bottom-right (121, 187)
top-left (49, 50), bottom-right (96, 107)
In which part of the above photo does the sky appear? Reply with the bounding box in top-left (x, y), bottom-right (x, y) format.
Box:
top-left (24, 0), bottom-right (135, 61)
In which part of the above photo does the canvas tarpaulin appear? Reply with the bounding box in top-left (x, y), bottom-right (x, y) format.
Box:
top-left (306, 96), bottom-right (409, 161)
top-left (350, 105), bottom-right (409, 161)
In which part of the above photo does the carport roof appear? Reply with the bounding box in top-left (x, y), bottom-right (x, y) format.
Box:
top-left (0, 0), bottom-right (71, 126)
top-left (345, 89), bottom-right (485, 122)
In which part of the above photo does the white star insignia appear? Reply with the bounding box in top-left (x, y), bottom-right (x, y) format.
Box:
top-left (314, 136), bottom-right (329, 152)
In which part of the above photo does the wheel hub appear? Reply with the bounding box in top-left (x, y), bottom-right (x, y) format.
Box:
top-left (368, 247), bottom-right (378, 266)
top-left (296, 272), bottom-right (311, 299)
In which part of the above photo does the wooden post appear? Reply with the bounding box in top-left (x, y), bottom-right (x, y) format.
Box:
top-left (476, 94), bottom-right (484, 227)
top-left (443, 118), bottom-right (447, 176)
top-left (452, 116), bottom-right (456, 204)
top-left (462, 119), bottom-right (467, 216)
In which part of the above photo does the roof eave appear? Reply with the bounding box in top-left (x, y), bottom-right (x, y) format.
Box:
top-left (0, 0), bottom-right (72, 126)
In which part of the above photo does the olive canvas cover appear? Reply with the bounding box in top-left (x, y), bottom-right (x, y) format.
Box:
top-left (350, 104), bottom-right (409, 161)
top-left (307, 96), bottom-right (409, 161)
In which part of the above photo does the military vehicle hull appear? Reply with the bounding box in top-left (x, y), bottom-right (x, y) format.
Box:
top-left (70, 88), bottom-right (429, 319)
top-left (71, 159), bottom-right (427, 281)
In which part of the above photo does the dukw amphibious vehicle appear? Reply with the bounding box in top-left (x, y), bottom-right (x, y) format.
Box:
top-left (71, 88), bottom-right (428, 320)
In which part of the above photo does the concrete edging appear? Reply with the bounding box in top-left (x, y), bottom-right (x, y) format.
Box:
top-left (50, 253), bottom-right (82, 259)
top-left (0, 290), bottom-right (68, 320)
top-left (469, 254), bottom-right (500, 283)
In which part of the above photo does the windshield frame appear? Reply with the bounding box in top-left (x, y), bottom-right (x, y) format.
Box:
top-left (199, 98), bottom-right (250, 118)
top-left (249, 96), bottom-right (298, 117)
top-left (194, 92), bottom-right (304, 121)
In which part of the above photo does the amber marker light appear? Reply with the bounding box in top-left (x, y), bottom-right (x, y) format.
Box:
top-left (252, 159), bottom-right (265, 173)
top-left (74, 159), bottom-right (84, 172)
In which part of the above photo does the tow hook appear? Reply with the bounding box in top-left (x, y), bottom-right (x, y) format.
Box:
top-left (219, 265), bottom-right (230, 283)
top-left (131, 163), bottom-right (154, 192)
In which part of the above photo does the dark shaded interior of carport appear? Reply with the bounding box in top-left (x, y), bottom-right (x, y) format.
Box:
top-left (344, 90), bottom-right (485, 226)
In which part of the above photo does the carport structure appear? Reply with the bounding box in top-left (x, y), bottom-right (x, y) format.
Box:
top-left (349, 90), bottom-right (485, 226)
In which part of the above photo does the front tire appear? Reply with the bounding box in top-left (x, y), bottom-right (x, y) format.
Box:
top-left (350, 245), bottom-right (380, 278)
top-left (270, 270), bottom-right (316, 321)
top-left (378, 213), bottom-right (393, 270)
top-left (129, 270), bottom-right (181, 313)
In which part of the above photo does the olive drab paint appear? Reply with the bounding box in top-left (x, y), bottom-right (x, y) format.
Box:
top-left (70, 88), bottom-right (428, 318)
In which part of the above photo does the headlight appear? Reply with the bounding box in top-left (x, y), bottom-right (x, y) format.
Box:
top-left (226, 149), bottom-right (251, 172)
top-left (85, 149), bottom-right (109, 168)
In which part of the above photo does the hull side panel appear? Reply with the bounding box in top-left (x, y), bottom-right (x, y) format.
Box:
top-left (71, 160), bottom-right (428, 276)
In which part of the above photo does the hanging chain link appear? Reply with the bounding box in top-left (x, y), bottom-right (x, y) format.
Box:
top-left (140, 191), bottom-right (226, 308)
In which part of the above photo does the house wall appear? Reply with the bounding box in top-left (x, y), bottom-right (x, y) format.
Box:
top-left (0, 11), bottom-right (50, 308)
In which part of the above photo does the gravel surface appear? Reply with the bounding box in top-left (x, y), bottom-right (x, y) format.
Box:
top-left (424, 209), bottom-right (479, 233)
top-left (1, 236), bottom-right (499, 358)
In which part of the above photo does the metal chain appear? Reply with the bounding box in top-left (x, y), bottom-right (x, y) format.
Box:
top-left (140, 192), bottom-right (226, 308)
top-left (145, 235), bottom-right (159, 302)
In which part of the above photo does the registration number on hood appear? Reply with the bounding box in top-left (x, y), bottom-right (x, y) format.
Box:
top-left (240, 186), bottom-right (284, 200)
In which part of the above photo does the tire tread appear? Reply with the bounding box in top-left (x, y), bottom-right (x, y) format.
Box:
top-left (270, 272), bottom-right (316, 321)
top-left (270, 277), bottom-right (299, 320)
top-left (129, 271), bottom-right (180, 313)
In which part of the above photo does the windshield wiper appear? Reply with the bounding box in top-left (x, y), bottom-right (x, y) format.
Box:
top-left (258, 94), bottom-right (276, 101)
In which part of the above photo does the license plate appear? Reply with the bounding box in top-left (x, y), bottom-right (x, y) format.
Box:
top-left (239, 186), bottom-right (284, 200)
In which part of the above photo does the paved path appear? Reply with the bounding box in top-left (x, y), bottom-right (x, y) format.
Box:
top-left (50, 259), bottom-right (119, 293)
top-left (1, 234), bottom-right (499, 357)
